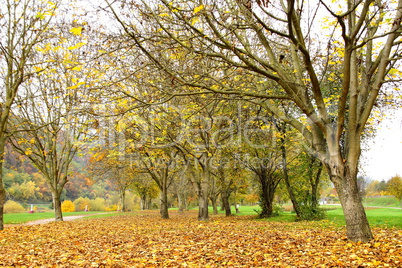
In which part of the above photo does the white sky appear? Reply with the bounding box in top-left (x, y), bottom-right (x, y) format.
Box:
top-left (361, 109), bottom-right (402, 181)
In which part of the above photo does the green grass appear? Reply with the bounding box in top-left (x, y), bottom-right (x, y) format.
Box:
top-left (363, 196), bottom-right (401, 208)
top-left (324, 206), bottom-right (402, 228)
top-left (4, 205), bottom-right (402, 229)
top-left (4, 211), bottom-right (109, 224)
top-left (215, 205), bottom-right (402, 229)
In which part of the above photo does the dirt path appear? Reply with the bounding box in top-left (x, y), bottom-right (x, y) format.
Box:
top-left (6, 213), bottom-right (109, 227)
top-left (23, 215), bottom-right (93, 225)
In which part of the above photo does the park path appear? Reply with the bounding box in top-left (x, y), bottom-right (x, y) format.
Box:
top-left (23, 214), bottom-right (93, 225)
top-left (5, 213), bottom-right (109, 228)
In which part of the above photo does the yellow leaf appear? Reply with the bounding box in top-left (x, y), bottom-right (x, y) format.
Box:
top-left (67, 82), bottom-right (85, 89)
top-left (191, 17), bottom-right (200, 26)
top-left (194, 5), bottom-right (204, 14)
top-left (72, 65), bottom-right (82, 71)
top-left (69, 27), bottom-right (83, 36)
top-left (68, 42), bottom-right (86, 50)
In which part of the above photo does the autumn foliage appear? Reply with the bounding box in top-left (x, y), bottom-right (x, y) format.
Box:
top-left (61, 200), bottom-right (75, 212)
top-left (0, 211), bottom-right (401, 267)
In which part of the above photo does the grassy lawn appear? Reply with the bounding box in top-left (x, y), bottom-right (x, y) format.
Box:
top-left (324, 206), bottom-right (402, 228)
top-left (4, 204), bottom-right (401, 229)
top-left (363, 196), bottom-right (401, 207)
top-left (208, 205), bottom-right (402, 228)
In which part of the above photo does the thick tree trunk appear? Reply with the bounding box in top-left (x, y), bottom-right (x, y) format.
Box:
top-left (198, 194), bottom-right (209, 220)
top-left (258, 172), bottom-right (276, 218)
top-left (332, 171), bottom-right (373, 242)
top-left (160, 186), bottom-right (169, 219)
top-left (221, 191), bottom-right (232, 216)
top-left (259, 190), bottom-right (273, 218)
top-left (52, 193), bottom-right (63, 222)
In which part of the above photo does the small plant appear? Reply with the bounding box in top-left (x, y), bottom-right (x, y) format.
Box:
top-left (61, 200), bottom-right (75, 212)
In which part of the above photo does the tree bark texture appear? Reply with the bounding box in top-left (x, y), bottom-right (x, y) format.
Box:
top-left (52, 193), bottom-right (63, 222)
top-left (160, 186), bottom-right (169, 219)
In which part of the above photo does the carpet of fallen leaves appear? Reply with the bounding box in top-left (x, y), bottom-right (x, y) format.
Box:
top-left (0, 211), bottom-right (401, 267)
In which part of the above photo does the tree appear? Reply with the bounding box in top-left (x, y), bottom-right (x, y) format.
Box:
top-left (0, 0), bottom-right (60, 230)
top-left (387, 175), bottom-right (402, 207)
top-left (237, 113), bottom-right (283, 218)
top-left (108, 0), bottom-right (402, 242)
top-left (8, 18), bottom-right (92, 221)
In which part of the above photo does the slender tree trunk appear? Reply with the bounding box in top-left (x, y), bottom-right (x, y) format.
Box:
top-left (221, 191), bottom-right (232, 216)
top-left (52, 192), bottom-right (63, 222)
top-left (140, 194), bottom-right (147, 210)
top-left (160, 185), bottom-right (169, 219)
top-left (311, 162), bottom-right (322, 208)
top-left (210, 195), bottom-right (218, 215)
top-left (120, 189), bottom-right (126, 212)
top-left (177, 193), bottom-right (184, 213)
top-left (0, 154), bottom-right (5, 230)
top-left (280, 143), bottom-right (302, 218)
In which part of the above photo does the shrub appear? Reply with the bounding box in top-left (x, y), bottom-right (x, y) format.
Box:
top-left (89, 198), bottom-right (106, 211)
top-left (61, 200), bottom-right (75, 212)
top-left (4, 200), bottom-right (25, 213)
top-left (297, 205), bottom-right (326, 221)
top-left (74, 197), bottom-right (90, 211)
top-left (105, 204), bottom-right (118, 211)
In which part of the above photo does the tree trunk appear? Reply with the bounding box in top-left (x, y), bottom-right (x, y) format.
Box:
top-left (120, 190), bottom-right (126, 212)
top-left (210, 195), bottom-right (218, 215)
top-left (332, 169), bottom-right (373, 242)
top-left (52, 193), bottom-right (63, 222)
top-left (0, 163), bottom-right (5, 230)
top-left (280, 140), bottom-right (302, 218)
top-left (0, 141), bottom-right (5, 230)
top-left (259, 185), bottom-right (274, 218)
top-left (140, 194), bottom-right (147, 210)
top-left (177, 193), bottom-right (184, 213)
top-left (160, 185), bottom-right (169, 219)
top-left (221, 191), bottom-right (232, 217)
top-left (310, 162), bottom-right (322, 209)
top-left (198, 194), bottom-right (209, 221)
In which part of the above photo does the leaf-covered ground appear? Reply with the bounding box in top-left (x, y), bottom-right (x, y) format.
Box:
top-left (0, 211), bottom-right (400, 267)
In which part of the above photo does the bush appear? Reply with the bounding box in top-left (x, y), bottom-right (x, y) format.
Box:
top-left (105, 204), bottom-right (118, 211)
top-left (61, 200), bottom-right (75, 212)
top-left (4, 200), bottom-right (25, 213)
top-left (297, 205), bottom-right (326, 221)
top-left (74, 197), bottom-right (91, 211)
top-left (89, 198), bottom-right (106, 211)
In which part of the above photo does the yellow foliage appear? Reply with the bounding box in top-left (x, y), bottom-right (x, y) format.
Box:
top-left (105, 205), bottom-right (118, 211)
top-left (194, 5), bottom-right (204, 14)
top-left (4, 200), bottom-right (25, 214)
top-left (61, 200), bottom-right (75, 212)
top-left (69, 27), bottom-right (83, 36)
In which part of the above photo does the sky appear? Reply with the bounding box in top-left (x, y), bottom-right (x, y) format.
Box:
top-left (361, 109), bottom-right (402, 181)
